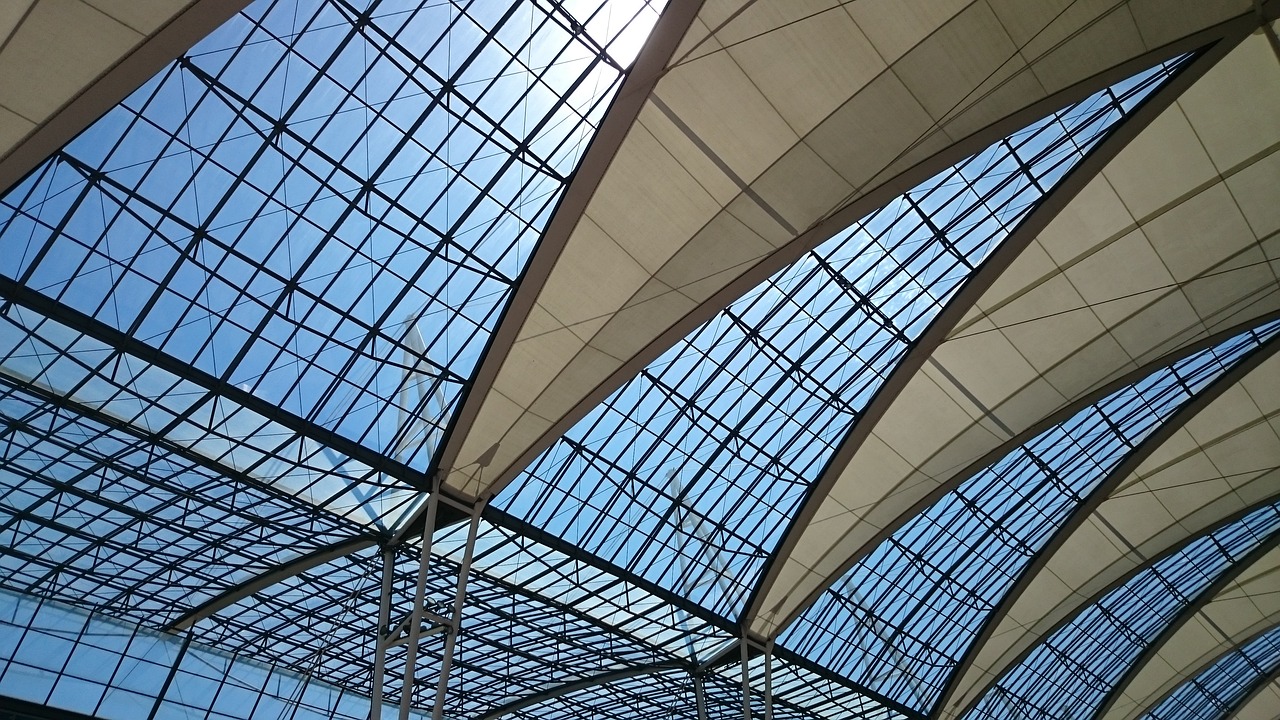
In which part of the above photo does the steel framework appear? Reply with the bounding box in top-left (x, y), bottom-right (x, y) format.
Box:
top-left (0, 3), bottom-right (1279, 720)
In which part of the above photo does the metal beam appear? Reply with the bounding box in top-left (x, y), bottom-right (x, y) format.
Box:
top-left (427, 494), bottom-right (486, 720)
top-left (165, 538), bottom-right (376, 632)
top-left (694, 672), bottom-right (710, 720)
top-left (763, 641), bottom-right (774, 720)
top-left (371, 544), bottom-right (395, 718)
top-left (146, 632), bottom-right (192, 720)
top-left (393, 485), bottom-right (444, 720)
top-left (475, 662), bottom-right (688, 720)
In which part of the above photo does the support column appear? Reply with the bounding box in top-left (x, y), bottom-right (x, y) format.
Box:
top-left (370, 475), bottom-right (487, 720)
top-left (763, 641), bottom-right (773, 720)
top-left (370, 546), bottom-right (395, 718)
top-left (693, 672), bottom-right (709, 720)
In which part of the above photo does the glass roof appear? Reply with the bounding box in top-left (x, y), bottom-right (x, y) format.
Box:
top-left (0, 303), bottom-right (421, 531)
top-left (966, 500), bottom-right (1280, 720)
top-left (191, 528), bottom-right (716, 716)
top-left (0, 588), bottom-right (404, 720)
top-left (0, 0), bottom-right (1273, 718)
top-left (185, 519), bottom-right (901, 719)
top-left (496, 54), bottom-right (1190, 622)
top-left (1143, 623), bottom-right (1280, 720)
top-left (3, 528), bottom-right (897, 720)
top-left (0, 0), bottom-right (661, 531)
top-left (781, 321), bottom-right (1279, 713)
top-left (0, 359), bottom-right (371, 627)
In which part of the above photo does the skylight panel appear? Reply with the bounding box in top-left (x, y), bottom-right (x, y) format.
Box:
top-left (0, 0), bottom-right (663, 524)
top-left (0, 587), bottom-right (414, 720)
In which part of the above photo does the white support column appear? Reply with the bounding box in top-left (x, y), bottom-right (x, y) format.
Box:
top-left (430, 496), bottom-right (488, 718)
top-left (398, 483), bottom-right (443, 720)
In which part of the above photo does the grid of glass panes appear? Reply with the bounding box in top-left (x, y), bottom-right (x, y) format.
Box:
top-left (781, 322), bottom-right (1278, 712)
top-left (1143, 625), bottom-right (1280, 720)
top-left (0, 301), bottom-right (421, 531)
top-left (966, 502), bottom-right (1280, 720)
top-left (0, 364), bottom-right (373, 627)
top-left (192, 522), bottom-right (733, 716)
top-left (191, 517), bottom-right (901, 719)
top-left (0, 588), bottom-right (414, 720)
top-left (0, 0), bottom-right (660, 491)
top-left (497, 57), bottom-right (1188, 620)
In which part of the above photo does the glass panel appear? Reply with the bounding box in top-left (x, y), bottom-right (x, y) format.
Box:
top-left (0, 587), bottom-right (411, 720)
top-left (0, 362), bottom-right (370, 624)
top-left (0, 303), bottom-right (420, 530)
top-left (0, 0), bottom-right (663, 527)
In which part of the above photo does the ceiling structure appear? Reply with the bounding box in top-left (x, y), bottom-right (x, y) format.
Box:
top-left (1, 1), bottom-right (1280, 720)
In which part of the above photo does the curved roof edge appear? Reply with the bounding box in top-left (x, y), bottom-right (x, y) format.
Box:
top-left (1226, 667), bottom-right (1280, 720)
top-left (1105, 589), bottom-right (1280, 717)
top-left (957, 498), bottom-right (1280, 720)
top-left (1103, 546), bottom-right (1280, 719)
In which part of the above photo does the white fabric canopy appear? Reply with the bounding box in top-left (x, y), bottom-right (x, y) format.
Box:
top-left (439, 0), bottom-right (1259, 503)
top-left (754, 25), bottom-right (1280, 638)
